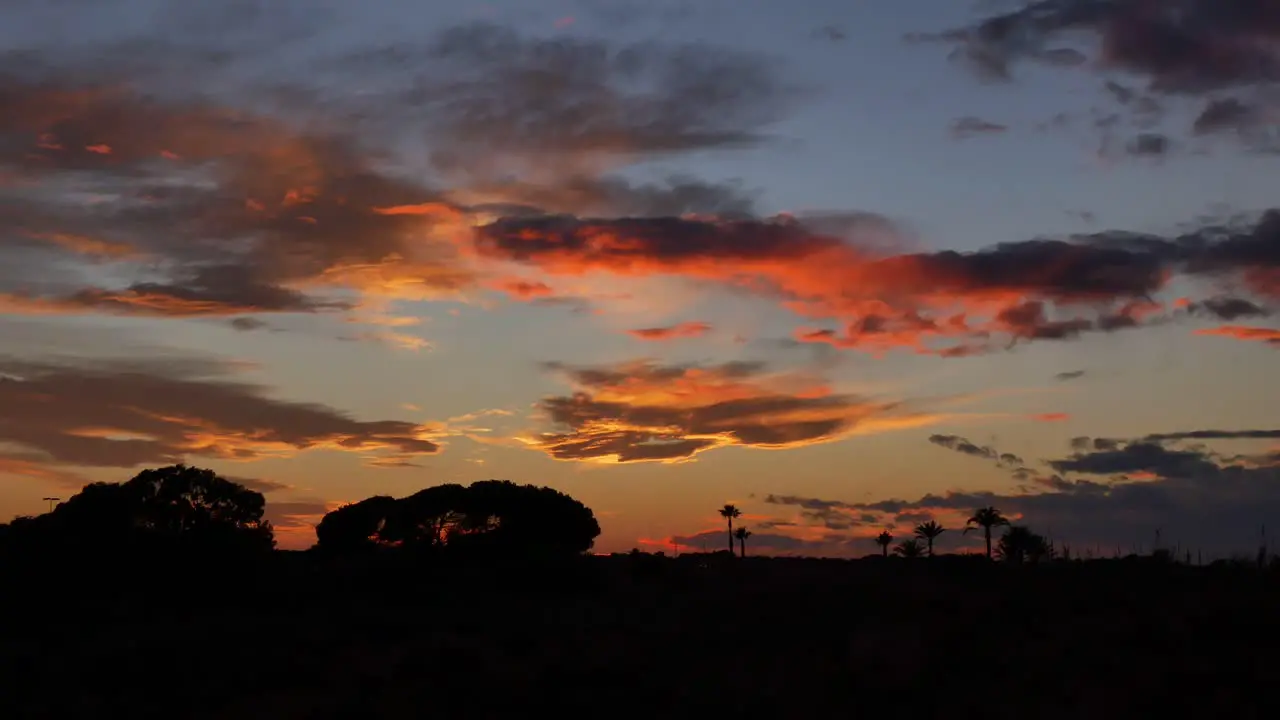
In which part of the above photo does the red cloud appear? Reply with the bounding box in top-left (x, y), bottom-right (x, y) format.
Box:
top-left (1031, 413), bottom-right (1071, 422)
top-left (627, 321), bottom-right (711, 341)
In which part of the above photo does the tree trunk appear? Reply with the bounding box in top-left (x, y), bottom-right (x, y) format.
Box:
top-left (984, 527), bottom-right (992, 559)
top-left (882, 544), bottom-right (888, 557)
top-left (927, 538), bottom-right (934, 557)
top-left (727, 518), bottom-right (734, 554)
top-left (738, 538), bottom-right (745, 558)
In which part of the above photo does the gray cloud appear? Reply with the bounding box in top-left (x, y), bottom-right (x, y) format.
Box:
top-left (768, 428), bottom-right (1280, 555)
top-left (0, 354), bottom-right (440, 470)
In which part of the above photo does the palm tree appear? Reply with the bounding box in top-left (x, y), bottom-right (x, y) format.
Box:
top-left (718, 504), bottom-right (741, 554)
top-left (734, 526), bottom-right (752, 558)
top-left (894, 538), bottom-right (924, 558)
top-left (914, 520), bottom-right (945, 557)
top-left (874, 530), bottom-right (894, 557)
top-left (964, 506), bottom-right (1009, 559)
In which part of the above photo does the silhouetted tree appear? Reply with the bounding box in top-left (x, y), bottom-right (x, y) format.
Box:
top-left (316, 480), bottom-right (600, 557)
top-left (894, 538), bottom-right (924, 558)
top-left (914, 521), bottom-right (945, 557)
top-left (996, 526), bottom-right (1052, 565)
top-left (964, 506), bottom-right (1009, 559)
top-left (719, 504), bottom-right (741, 554)
top-left (9, 465), bottom-right (273, 555)
top-left (314, 495), bottom-right (399, 552)
top-left (875, 530), bottom-right (893, 557)
top-left (734, 526), bottom-right (752, 558)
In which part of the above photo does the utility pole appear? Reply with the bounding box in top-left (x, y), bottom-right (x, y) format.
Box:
top-left (42, 497), bottom-right (59, 513)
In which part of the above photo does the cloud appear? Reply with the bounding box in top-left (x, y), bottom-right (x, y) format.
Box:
top-left (950, 116), bottom-right (1008, 138)
top-left (1185, 296), bottom-right (1270, 321)
top-left (409, 22), bottom-right (796, 159)
top-left (669, 528), bottom-right (839, 554)
top-left (225, 476), bottom-right (293, 494)
top-left (522, 359), bottom-right (947, 463)
top-left (0, 354), bottom-right (442, 470)
top-left (0, 452), bottom-right (90, 490)
top-left (626, 321), bottom-right (712, 341)
top-left (1031, 413), bottom-right (1071, 422)
top-left (0, 76), bottom-right (478, 319)
top-left (767, 429), bottom-right (1280, 555)
top-left (1055, 370), bottom-right (1086, 381)
top-left (0, 15), bottom-right (800, 334)
top-left (1194, 325), bottom-right (1280, 347)
top-left (928, 434), bottom-right (1025, 468)
top-left (229, 317), bottom-right (270, 332)
top-left (1125, 133), bottom-right (1171, 157)
top-left (473, 208), bottom-right (1280, 357)
top-left (928, 0), bottom-right (1280, 152)
top-left (936, 0), bottom-right (1280, 93)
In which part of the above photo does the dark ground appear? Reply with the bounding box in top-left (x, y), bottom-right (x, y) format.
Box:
top-left (3, 552), bottom-right (1278, 718)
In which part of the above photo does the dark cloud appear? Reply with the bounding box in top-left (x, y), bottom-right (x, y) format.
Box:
top-left (226, 476), bottom-right (293, 494)
top-left (1125, 133), bottom-right (1171, 156)
top-left (928, 1), bottom-right (1280, 153)
top-left (0, 354), bottom-right (441, 470)
top-left (1049, 441), bottom-right (1222, 477)
top-left (814, 25), bottom-right (848, 43)
top-left (229, 317), bottom-right (269, 332)
top-left (950, 116), bottom-right (1008, 138)
top-left (1193, 98), bottom-right (1261, 134)
top-left (928, 434), bottom-right (1025, 467)
top-left (1055, 370), bottom-right (1086, 381)
top-left (936, 0), bottom-right (1280, 94)
top-left (1185, 296), bottom-right (1270, 320)
top-left (768, 429), bottom-right (1280, 555)
top-left (400, 22), bottom-right (797, 159)
top-left (527, 360), bottom-right (936, 463)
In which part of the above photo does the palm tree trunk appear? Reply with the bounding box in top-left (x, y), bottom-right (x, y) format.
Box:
top-left (726, 518), bottom-right (734, 554)
top-left (739, 538), bottom-right (745, 558)
top-left (927, 538), bottom-right (934, 557)
top-left (984, 526), bottom-right (992, 559)
top-left (882, 544), bottom-right (888, 557)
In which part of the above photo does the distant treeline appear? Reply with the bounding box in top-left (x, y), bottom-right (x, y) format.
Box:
top-left (0, 465), bottom-right (601, 561)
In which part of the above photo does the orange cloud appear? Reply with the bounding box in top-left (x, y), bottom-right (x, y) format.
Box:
top-left (1195, 325), bottom-right (1280, 346)
top-left (0, 454), bottom-right (88, 489)
top-left (627, 321), bottom-right (712, 341)
top-left (1032, 413), bottom-right (1071, 422)
top-left (521, 359), bottom-right (949, 463)
top-left (24, 232), bottom-right (138, 260)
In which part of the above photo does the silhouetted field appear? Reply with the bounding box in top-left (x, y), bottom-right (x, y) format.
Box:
top-left (3, 552), bottom-right (1278, 718)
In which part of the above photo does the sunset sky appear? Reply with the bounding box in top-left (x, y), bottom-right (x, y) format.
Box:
top-left (1, 0), bottom-right (1277, 557)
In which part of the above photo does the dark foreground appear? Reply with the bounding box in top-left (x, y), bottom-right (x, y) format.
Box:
top-left (3, 552), bottom-right (1278, 718)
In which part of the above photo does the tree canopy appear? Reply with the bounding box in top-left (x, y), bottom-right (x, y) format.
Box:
top-left (316, 480), bottom-right (600, 557)
top-left (0, 465), bottom-right (273, 555)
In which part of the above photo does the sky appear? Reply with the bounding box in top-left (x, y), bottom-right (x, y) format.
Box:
top-left (1, 0), bottom-right (1278, 558)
